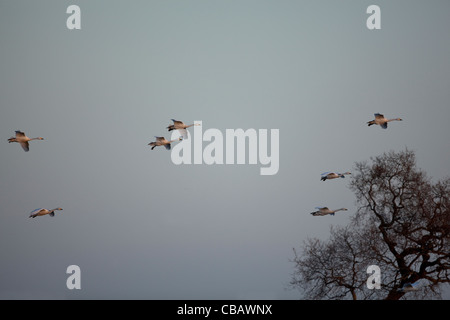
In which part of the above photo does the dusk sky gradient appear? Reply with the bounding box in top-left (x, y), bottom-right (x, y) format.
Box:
top-left (1, 0), bottom-right (449, 299)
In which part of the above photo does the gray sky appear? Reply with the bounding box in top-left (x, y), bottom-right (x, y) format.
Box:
top-left (1, 0), bottom-right (449, 299)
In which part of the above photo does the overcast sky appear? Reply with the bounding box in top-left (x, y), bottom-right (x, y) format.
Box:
top-left (1, 0), bottom-right (449, 299)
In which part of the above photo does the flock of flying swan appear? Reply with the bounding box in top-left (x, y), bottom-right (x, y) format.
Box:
top-left (311, 113), bottom-right (402, 217)
top-left (8, 114), bottom-right (401, 219)
top-left (7, 111), bottom-right (425, 296)
top-left (148, 119), bottom-right (199, 150)
top-left (9, 111), bottom-right (417, 293)
top-left (312, 172), bottom-right (350, 217)
top-left (8, 131), bottom-right (62, 218)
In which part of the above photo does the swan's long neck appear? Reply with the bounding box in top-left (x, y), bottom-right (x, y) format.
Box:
top-left (334, 208), bottom-right (346, 212)
top-left (387, 118), bottom-right (400, 122)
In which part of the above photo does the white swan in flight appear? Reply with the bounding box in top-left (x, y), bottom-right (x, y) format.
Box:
top-left (8, 130), bottom-right (44, 152)
top-left (148, 136), bottom-right (182, 150)
top-left (367, 113), bottom-right (402, 129)
top-left (167, 119), bottom-right (200, 139)
top-left (310, 207), bottom-right (348, 216)
top-left (29, 207), bottom-right (63, 218)
top-left (321, 172), bottom-right (351, 181)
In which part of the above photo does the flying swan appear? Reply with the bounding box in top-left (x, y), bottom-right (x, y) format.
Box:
top-left (310, 207), bottom-right (348, 216)
top-left (29, 207), bottom-right (63, 218)
top-left (8, 130), bottom-right (44, 152)
top-left (367, 113), bottom-right (402, 129)
top-left (148, 136), bottom-right (182, 150)
top-left (167, 119), bottom-right (200, 139)
top-left (320, 172), bottom-right (351, 181)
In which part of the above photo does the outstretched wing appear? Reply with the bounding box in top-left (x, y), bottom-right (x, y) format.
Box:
top-left (171, 119), bottom-right (184, 125)
top-left (374, 113), bottom-right (384, 119)
top-left (164, 143), bottom-right (171, 150)
top-left (381, 122), bottom-right (388, 129)
top-left (15, 131), bottom-right (26, 137)
top-left (20, 141), bottom-right (29, 152)
top-left (30, 208), bottom-right (44, 215)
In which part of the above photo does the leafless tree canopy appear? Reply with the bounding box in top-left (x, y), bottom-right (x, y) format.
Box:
top-left (291, 149), bottom-right (450, 300)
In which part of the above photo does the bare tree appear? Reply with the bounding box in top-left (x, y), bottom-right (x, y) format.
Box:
top-left (291, 149), bottom-right (450, 299)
